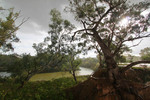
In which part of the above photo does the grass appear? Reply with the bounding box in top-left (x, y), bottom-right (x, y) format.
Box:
top-left (29, 72), bottom-right (72, 81)
top-left (29, 71), bottom-right (90, 82)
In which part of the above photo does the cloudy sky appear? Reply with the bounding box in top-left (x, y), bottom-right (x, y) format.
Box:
top-left (0, 0), bottom-right (150, 57)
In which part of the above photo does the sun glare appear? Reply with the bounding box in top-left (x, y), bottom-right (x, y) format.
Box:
top-left (119, 17), bottom-right (129, 27)
top-left (141, 10), bottom-right (149, 17)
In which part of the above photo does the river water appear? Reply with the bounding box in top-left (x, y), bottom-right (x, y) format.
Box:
top-left (77, 67), bottom-right (94, 76)
top-left (0, 72), bottom-right (11, 78)
top-left (0, 67), bottom-right (94, 78)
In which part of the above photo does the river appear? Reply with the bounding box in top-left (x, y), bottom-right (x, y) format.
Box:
top-left (77, 67), bottom-right (94, 76)
top-left (0, 67), bottom-right (94, 78)
top-left (0, 72), bottom-right (11, 78)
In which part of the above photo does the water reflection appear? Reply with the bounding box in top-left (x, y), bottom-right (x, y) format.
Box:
top-left (0, 67), bottom-right (94, 78)
top-left (0, 72), bottom-right (11, 78)
top-left (77, 67), bottom-right (94, 76)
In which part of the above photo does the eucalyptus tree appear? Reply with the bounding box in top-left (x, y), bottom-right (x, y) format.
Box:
top-left (67, 0), bottom-right (150, 99)
top-left (68, 0), bottom-right (150, 81)
top-left (33, 8), bottom-right (76, 71)
top-left (62, 44), bottom-right (81, 82)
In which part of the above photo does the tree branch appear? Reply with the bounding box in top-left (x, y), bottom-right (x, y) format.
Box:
top-left (93, 1), bottom-right (125, 30)
top-left (71, 28), bottom-right (92, 41)
top-left (123, 34), bottom-right (150, 42)
top-left (81, 20), bottom-right (94, 36)
top-left (113, 41), bottom-right (123, 57)
top-left (92, 0), bottom-right (101, 18)
top-left (120, 61), bottom-right (150, 73)
top-left (108, 23), bottom-right (115, 48)
top-left (128, 40), bottom-right (142, 48)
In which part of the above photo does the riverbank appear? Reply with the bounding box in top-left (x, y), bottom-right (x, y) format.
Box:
top-left (30, 67), bottom-right (93, 81)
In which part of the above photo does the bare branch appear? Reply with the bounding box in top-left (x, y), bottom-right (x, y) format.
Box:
top-left (93, 1), bottom-right (125, 30)
top-left (8, 17), bottom-right (29, 37)
top-left (123, 34), bottom-right (150, 42)
top-left (81, 20), bottom-right (94, 35)
top-left (17, 17), bottom-right (29, 28)
top-left (71, 28), bottom-right (92, 41)
top-left (108, 23), bottom-right (115, 48)
top-left (128, 40), bottom-right (143, 48)
top-left (120, 61), bottom-right (150, 73)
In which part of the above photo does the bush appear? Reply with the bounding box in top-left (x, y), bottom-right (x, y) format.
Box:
top-left (0, 77), bottom-right (77, 100)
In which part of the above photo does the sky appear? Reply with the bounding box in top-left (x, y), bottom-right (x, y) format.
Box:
top-left (0, 0), bottom-right (150, 57)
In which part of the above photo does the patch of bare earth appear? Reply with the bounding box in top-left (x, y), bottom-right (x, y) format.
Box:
top-left (66, 69), bottom-right (150, 100)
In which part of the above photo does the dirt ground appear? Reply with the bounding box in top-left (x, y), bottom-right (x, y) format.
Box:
top-left (67, 68), bottom-right (150, 100)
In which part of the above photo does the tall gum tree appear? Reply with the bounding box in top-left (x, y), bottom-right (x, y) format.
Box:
top-left (68, 0), bottom-right (150, 81)
top-left (67, 0), bottom-right (150, 99)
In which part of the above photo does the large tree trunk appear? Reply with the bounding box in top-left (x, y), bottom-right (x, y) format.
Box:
top-left (93, 31), bottom-right (119, 82)
top-left (66, 68), bottom-right (150, 100)
top-left (98, 54), bottom-right (103, 68)
top-left (67, 30), bottom-right (150, 100)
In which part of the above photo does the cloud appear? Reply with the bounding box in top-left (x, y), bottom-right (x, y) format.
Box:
top-left (1, 0), bottom-right (72, 55)
top-left (1, 0), bottom-right (150, 57)
top-left (2, 0), bottom-right (69, 31)
top-left (13, 30), bottom-right (48, 55)
top-left (30, 21), bottom-right (41, 29)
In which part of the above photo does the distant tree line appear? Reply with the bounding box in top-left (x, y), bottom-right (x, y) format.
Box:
top-left (80, 57), bottom-right (99, 70)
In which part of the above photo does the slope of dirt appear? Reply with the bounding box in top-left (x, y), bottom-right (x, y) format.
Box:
top-left (66, 68), bottom-right (150, 100)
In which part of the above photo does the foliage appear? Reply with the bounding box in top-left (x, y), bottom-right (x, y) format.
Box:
top-left (0, 53), bottom-right (46, 89)
top-left (140, 47), bottom-right (150, 60)
top-left (45, 8), bottom-right (74, 53)
top-left (62, 44), bottom-right (81, 82)
top-left (67, 2), bottom-right (150, 99)
top-left (0, 76), bottom-right (89, 100)
top-left (116, 55), bottom-right (126, 63)
top-left (0, 54), bottom-right (20, 71)
top-left (0, 77), bottom-right (77, 100)
top-left (68, 0), bottom-right (150, 69)
top-left (44, 8), bottom-right (75, 54)
top-left (0, 8), bottom-right (26, 52)
top-left (80, 57), bottom-right (99, 70)
top-left (33, 8), bottom-right (77, 72)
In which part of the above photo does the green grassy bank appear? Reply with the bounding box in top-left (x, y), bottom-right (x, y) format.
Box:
top-left (29, 72), bottom-right (72, 81)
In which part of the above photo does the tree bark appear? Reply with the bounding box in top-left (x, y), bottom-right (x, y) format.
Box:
top-left (92, 30), bottom-right (119, 82)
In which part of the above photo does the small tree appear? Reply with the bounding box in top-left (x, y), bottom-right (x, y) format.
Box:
top-left (62, 44), bottom-right (81, 83)
top-left (9, 54), bottom-right (43, 89)
top-left (33, 8), bottom-right (77, 72)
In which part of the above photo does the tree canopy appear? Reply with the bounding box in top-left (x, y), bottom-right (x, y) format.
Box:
top-left (33, 8), bottom-right (80, 72)
top-left (67, 0), bottom-right (150, 83)
top-left (0, 8), bottom-right (26, 52)
top-left (67, 1), bottom-right (150, 99)
top-left (68, 0), bottom-right (150, 67)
